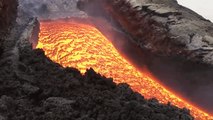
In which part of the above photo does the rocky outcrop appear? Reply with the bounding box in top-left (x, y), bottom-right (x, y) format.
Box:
top-left (78, 0), bottom-right (213, 64)
top-left (0, 0), bottom-right (18, 55)
top-left (18, 18), bottom-right (40, 49)
top-left (78, 0), bottom-right (213, 114)
top-left (0, 0), bottom-right (17, 31)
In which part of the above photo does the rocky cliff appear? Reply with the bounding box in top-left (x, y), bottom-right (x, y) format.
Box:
top-left (78, 0), bottom-right (213, 64)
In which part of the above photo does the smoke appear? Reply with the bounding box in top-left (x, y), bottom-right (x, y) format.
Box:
top-left (144, 55), bottom-right (213, 114)
top-left (18, 0), bottom-right (87, 20)
top-left (17, 0), bottom-right (88, 48)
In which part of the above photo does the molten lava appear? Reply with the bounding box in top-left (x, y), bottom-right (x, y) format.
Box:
top-left (37, 20), bottom-right (213, 120)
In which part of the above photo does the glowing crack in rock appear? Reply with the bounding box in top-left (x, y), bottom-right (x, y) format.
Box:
top-left (36, 20), bottom-right (213, 120)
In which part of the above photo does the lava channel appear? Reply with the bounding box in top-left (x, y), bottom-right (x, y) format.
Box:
top-left (36, 20), bottom-right (213, 120)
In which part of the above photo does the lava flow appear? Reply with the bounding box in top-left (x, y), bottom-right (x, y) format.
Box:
top-left (36, 20), bottom-right (213, 120)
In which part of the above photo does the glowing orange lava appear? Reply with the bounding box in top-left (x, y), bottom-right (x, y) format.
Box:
top-left (37, 20), bottom-right (213, 120)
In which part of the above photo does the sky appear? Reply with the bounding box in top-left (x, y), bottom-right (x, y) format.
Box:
top-left (177, 0), bottom-right (213, 22)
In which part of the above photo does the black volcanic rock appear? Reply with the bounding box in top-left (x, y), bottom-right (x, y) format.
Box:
top-left (0, 0), bottom-right (17, 32)
top-left (77, 0), bottom-right (213, 114)
top-left (0, 0), bottom-right (18, 55)
top-left (0, 46), bottom-right (193, 120)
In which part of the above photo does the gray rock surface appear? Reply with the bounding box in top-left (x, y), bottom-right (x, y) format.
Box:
top-left (0, 115), bottom-right (6, 120)
top-left (44, 97), bottom-right (76, 107)
top-left (79, 0), bottom-right (213, 64)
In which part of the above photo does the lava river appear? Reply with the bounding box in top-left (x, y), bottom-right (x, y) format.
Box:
top-left (36, 20), bottom-right (213, 120)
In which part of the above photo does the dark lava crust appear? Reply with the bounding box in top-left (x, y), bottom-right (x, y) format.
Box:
top-left (0, 46), bottom-right (193, 120)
